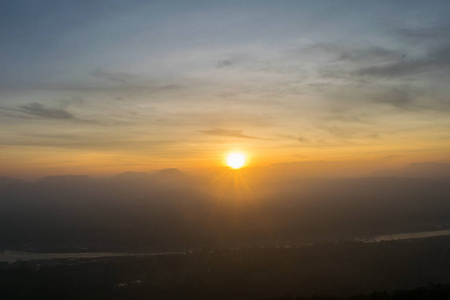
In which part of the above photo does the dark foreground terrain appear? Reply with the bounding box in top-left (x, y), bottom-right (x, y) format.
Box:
top-left (2, 237), bottom-right (450, 300)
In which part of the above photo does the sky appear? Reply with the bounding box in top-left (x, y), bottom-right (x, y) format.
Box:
top-left (1, 0), bottom-right (450, 179)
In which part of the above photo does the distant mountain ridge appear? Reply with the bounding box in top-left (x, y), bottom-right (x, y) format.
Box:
top-left (107, 169), bottom-right (186, 182)
top-left (108, 171), bottom-right (154, 182)
top-left (153, 168), bottom-right (186, 180)
top-left (5, 168), bottom-right (187, 184)
top-left (373, 162), bottom-right (450, 178)
top-left (37, 175), bottom-right (94, 185)
top-left (0, 176), bottom-right (24, 186)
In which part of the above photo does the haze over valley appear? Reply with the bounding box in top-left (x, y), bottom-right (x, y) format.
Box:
top-left (2, 1), bottom-right (450, 299)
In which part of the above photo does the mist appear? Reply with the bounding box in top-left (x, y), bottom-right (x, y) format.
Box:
top-left (2, 162), bottom-right (450, 252)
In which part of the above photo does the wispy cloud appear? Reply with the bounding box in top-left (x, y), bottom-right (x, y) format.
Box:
top-left (355, 59), bottom-right (433, 78)
top-left (379, 155), bottom-right (403, 160)
top-left (0, 132), bottom-right (177, 150)
top-left (201, 129), bottom-right (264, 139)
top-left (393, 26), bottom-right (450, 42)
top-left (18, 102), bottom-right (75, 120)
top-left (216, 59), bottom-right (234, 68)
top-left (371, 89), bottom-right (412, 107)
top-left (297, 42), bottom-right (400, 64)
top-left (297, 135), bottom-right (309, 143)
top-left (0, 101), bottom-right (123, 125)
top-left (346, 27), bottom-right (450, 80)
top-left (90, 68), bottom-right (138, 84)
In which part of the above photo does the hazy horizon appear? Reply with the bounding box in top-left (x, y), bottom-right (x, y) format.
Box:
top-left (3, 160), bottom-right (450, 181)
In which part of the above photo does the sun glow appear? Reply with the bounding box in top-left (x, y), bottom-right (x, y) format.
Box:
top-left (226, 153), bottom-right (246, 169)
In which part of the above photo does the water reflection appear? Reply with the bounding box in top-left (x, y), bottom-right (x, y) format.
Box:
top-left (3, 229), bottom-right (450, 263)
top-left (0, 251), bottom-right (183, 263)
top-left (361, 229), bottom-right (450, 242)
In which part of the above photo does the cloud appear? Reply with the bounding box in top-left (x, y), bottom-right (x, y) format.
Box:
top-left (0, 101), bottom-right (140, 126)
top-left (371, 88), bottom-right (412, 107)
top-left (215, 54), bottom-right (252, 69)
top-left (216, 59), bottom-right (233, 68)
top-left (325, 114), bottom-right (368, 124)
top-left (355, 59), bottom-right (432, 78)
top-left (299, 27), bottom-right (450, 115)
top-left (38, 78), bottom-right (185, 94)
top-left (338, 46), bottom-right (400, 63)
top-left (299, 42), bottom-right (400, 64)
top-left (18, 102), bottom-right (75, 120)
top-left (301, 25), bottom-right (450, 84)
top-left (379, 155), bottom-right (402, 160)
top-left (297, 135), bottom-right (309, 143)
top-left (394, 26), bottom-right (450, 42)
top-left (90, 68), bottom-right (138, 84)
top-left (277, 134), bottom-right (334, 146)
top-left (0, 133), bottom-right (176, 150)
top-left (287, 43), bottom-right (401, 84)
top-left (324, 126), bottom-right (356, 138)
top-left (355, 28), bottom-right (450, 79)
top-left (201, 129), bottom-right (264, 139)
top-left (61, 97), bottom-right (84, 107)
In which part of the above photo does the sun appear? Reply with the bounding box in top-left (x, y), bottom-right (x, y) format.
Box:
top-left (226, 152), bottom-right (246, 169)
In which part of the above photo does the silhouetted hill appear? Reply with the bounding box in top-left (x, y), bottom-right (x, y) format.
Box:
top-left (373, 162), bottom-right (450, 177)
top-left (404, 162), bottom-right (450, 177)
top-left (107, 171), bottom-right (153, 183)
top-left (153, 168), bottom-right (185, 180)
top-left (104, 169), bottom-right (187, 185)
top-left (0, 176), bottom-right (24, 186)
top-left (152, 168), bottom-right (189, 186)
top-left (37, 175), bottom-right (94, 186)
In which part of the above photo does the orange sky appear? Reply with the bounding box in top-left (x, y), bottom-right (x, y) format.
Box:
top-left (1, 1), bottom-right (450, 179)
